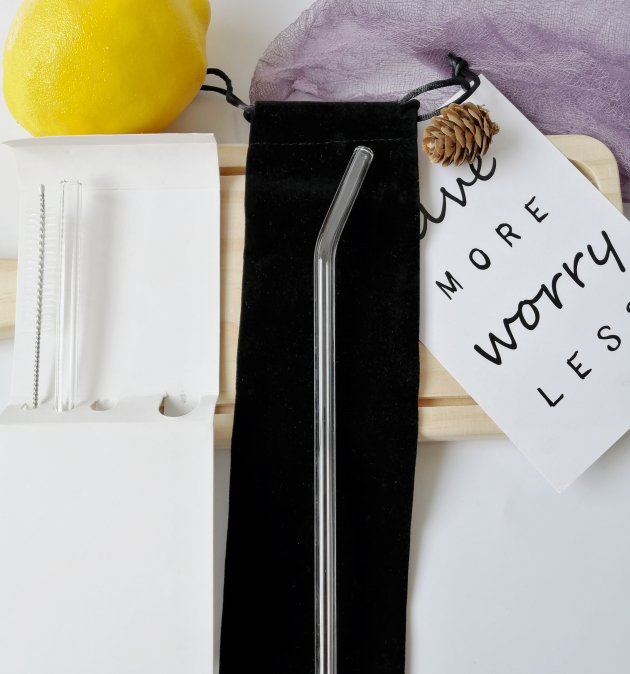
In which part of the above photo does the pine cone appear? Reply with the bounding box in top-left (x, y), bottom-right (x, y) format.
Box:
top-left (421, 102), bottom-right (500, 167)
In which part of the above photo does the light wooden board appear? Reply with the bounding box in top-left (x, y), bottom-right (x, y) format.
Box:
top-left (0, 136), bottom-right (623, 446)
top-left (0, 259), bottom-right (17, 341)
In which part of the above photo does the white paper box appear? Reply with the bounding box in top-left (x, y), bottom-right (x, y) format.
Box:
top-left (0, 135), bottom-right (220, 674)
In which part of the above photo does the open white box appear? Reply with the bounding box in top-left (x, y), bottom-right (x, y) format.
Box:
top-left (0, 135), bottom-right (220, 673)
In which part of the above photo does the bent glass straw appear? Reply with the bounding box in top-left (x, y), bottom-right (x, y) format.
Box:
top-left (314, 146), bottom-right (373, 674)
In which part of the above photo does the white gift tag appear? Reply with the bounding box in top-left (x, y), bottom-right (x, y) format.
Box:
top-left (419, 76), bottom-right (630, 492)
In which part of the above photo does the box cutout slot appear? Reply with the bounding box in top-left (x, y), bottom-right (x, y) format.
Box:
top-left (91, 398), bottom-right (117, 412)
top-left (160, 394), bottom-right (200, 418)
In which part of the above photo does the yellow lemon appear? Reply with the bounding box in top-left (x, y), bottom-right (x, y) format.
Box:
top-left (3, 0), bottom-right (211, 136)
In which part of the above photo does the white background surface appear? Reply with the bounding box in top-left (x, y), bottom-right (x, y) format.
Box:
top-left (1, 1), bottom-right (630, 672)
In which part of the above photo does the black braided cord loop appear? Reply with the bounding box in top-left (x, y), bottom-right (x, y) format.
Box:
top-left (201, 68), bottom-right (254, 121)
top-left (400, 53), bottom-right (481, 121)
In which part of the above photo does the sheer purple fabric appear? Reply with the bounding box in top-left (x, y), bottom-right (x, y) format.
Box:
top-left (250, 0), bottom-right (630, 201)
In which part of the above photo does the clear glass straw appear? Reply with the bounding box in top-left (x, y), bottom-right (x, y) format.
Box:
top-left (54, 180), bottom-right (82, 412)
top-left (314, 146), bottom-right (373, 674)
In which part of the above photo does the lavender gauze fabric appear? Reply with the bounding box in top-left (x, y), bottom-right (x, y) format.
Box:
top-left (250, 0), bottom-right (630, 202)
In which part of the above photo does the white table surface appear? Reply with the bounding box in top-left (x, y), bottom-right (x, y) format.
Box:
top-left (1, 2), bottom-right (630, 672)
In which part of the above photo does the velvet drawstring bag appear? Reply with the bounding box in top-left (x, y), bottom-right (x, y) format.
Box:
top-left (208, 57), bottom-right (477, 673)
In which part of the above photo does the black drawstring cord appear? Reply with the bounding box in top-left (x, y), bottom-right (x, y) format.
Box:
top-left (400, 53), bottom-right (481, 122)
top-left (203, 55), bottom-right (479, 125)
top-left (201, 68), bottom-right (254, 121)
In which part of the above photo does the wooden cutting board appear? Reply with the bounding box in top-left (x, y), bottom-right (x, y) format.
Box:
top-left (0, 137), bottom-right (623, 447)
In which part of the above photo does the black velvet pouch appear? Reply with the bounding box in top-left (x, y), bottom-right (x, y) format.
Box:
top-left (219, 99), bottom-right (421, 673)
